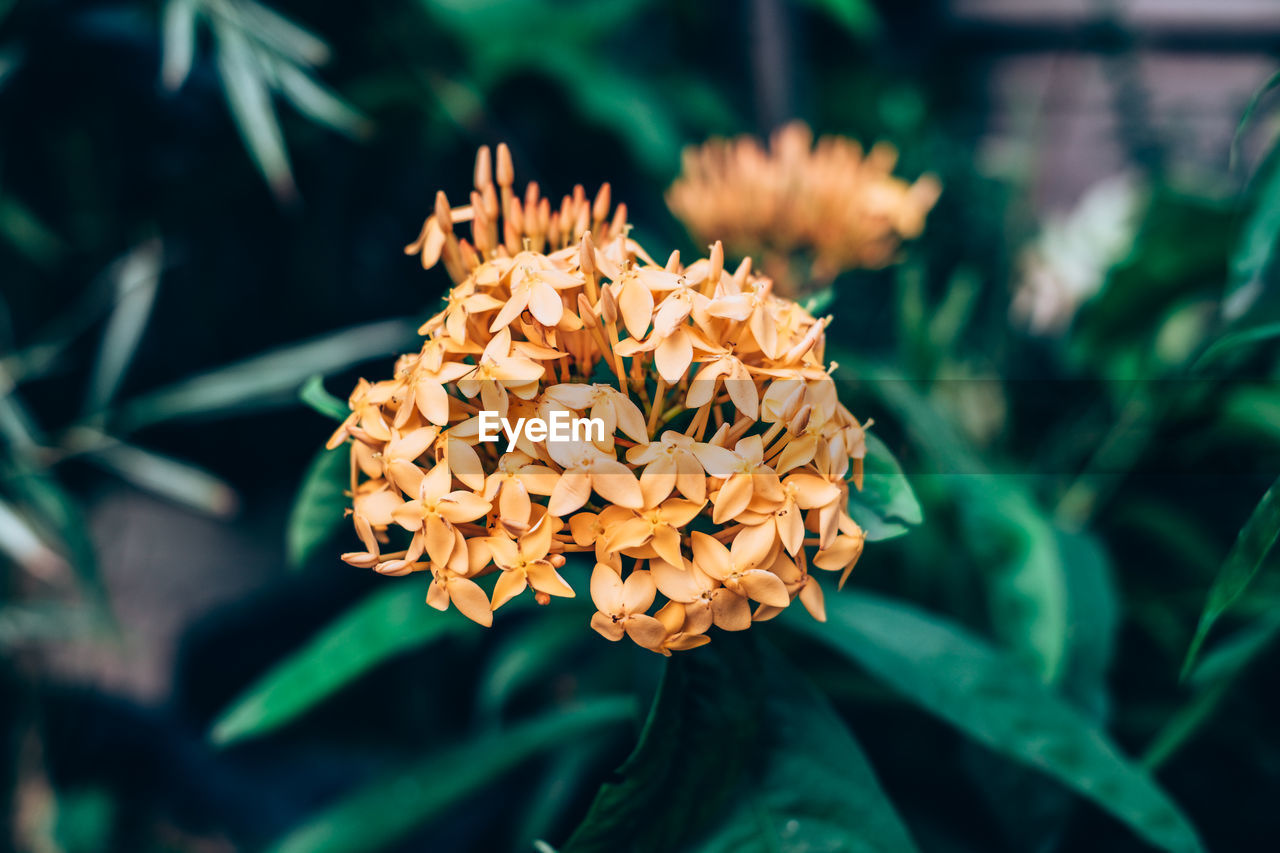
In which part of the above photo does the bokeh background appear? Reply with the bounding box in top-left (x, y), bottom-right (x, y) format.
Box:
top-left (4, 0), bottom-right (1280, 851)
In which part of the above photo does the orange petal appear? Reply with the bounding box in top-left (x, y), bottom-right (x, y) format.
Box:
top-left (712, 473), bottom-right (753, 524)
top-left (424, 515), bottom-right (456, 566)
top-left (528, 280), bottom-right (565, 326)
top-left (777, 505), bottom-right (805, 555)
top-left (730, 522), bottom-right (776, 570)
top-left (617, 280), bottom-right (654, 339)
top-left (654, 330), bottom-right (693, 382)
top-left (674, 452), bottom-right (707, 503)
top-left (447, 438), bottom-right (486, 491)
top-left (548, 469), bottom-right (592, 517)
top-left (799, 577), bottom-right (827, 622)
top-left (527, 561), bottom-right (576, 598)
top-left (447, 577), bottom-right (494, 626)
top-left (639, 456), bottom-right (678, 506)
top-left (490, 569), bottom-right (528, 610)
top-left (590, 611), bottom-right (625, 641)
top-left (710, 589), bottom-right (751, 631)
top-left (738, 569), bottom-right (790, 608)
top-left (621, 569), bottom-right (657, 613)
top-left (652, 558), bottom-right (703, 603)
top-left (426, 578), bottom-right (450, 611)
top-left (690, 531), bottom-right (733, 581)
top-left (651, 525), bottom-right (684, 568)
top-left (439, 490), bottom-right (492, 523)
top-left (590, 461), bottom-right (644, 510)
top-left (624, 614), bottom-right (667, 650)
top-left (589, 562), bottom-right (625, 612)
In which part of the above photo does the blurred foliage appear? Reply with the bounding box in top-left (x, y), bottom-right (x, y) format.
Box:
top-left (2, 0), bottom-right (1280, 851)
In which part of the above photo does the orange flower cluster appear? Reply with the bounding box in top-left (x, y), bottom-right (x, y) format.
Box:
top-left (667, 121), bottom-right (941, 294)
top-left (330, 144), bottom-right (870, 654)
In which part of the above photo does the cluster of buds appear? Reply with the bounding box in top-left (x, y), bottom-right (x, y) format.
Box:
top-left (667, 121), bottom-right (941, 296)
top-left (330, 144), bottom-right (870, 654)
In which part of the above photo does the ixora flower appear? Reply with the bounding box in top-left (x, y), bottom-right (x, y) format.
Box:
top-left (666, 121), bottom-right (941, 297)
top-left (329, 143), bottom-right (873, 654)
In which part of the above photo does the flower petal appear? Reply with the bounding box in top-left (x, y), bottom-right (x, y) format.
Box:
top-left (548, 469), bottom-right (593, 517)
top-left (624, 614), bottom-right (667, 650)
top-left (710, 589), bottom-right (751, 631)
top-left (654, 330), bottom-right (693, 382)
top-left (738, 569), bottom-right (791, 608)
top-left (621, 569), bottom-right (657, 613)
top-left (690, 531), bottom-right (733, 581)
top-left (590, 461), bottom-right (644, 510)
top-left (447, 576), bottom-right (494, 626)
top-left (712, 472), bottom-right (753, 524)
top-left (589, 562), bottom-right (625, 612)
top-left (490, 568), bottom-right (528, 610)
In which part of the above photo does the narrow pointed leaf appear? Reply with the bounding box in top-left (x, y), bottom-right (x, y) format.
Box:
top-left (267, 697), bottom-right (636, 853)
top-left (212, 583), bottom-right (522, 744)
top-left (1181, 475), bottom-right (1280, 678)
top-left (787, 592), bottom-right (1203, 853)
top-left (286, 444), bottom-right (348, 568)
top-left (110, 318), bottom-right (417, 432)
top-left (300, 374), bottom-right (348, 422)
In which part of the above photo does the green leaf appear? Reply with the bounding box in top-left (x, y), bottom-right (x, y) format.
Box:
top-left (84, 239), bottom-right (163, 412)
top-left (847, 432), bottom-right (922, 541)
top-left (563, 634), bottom-right (917, 853)
top-left (839, 358), bottom-right (1071, 682)
top-left (787, 592), bottom-right (1204, 853)
top-left (1181, 475), bottom-right (1280, 678)
top-left (1225, 149), bottom-right (1280, 320)
top-left (160, 0), bottom-right (199, 91)
top-left (213, 18), bottom-right (296, 200)
top-left (267, 696), bottom-right (637, 853)
top-left (797, 0), bottom-right (882, 39)
top-left (475, 609), bottom-right (589, 723)
top-left (1193, 320), bottom-right (1280, 369)
top-left (1230, 69), bottom-right (1280, 170)
top-left (109, 318), bottom-right (417, 433)
top-left (286, 444), bottom-right (349, 569)
top-left (299, 374), bottom-right (349, 421)
top-left (212, 582), bottom-right (511, 745)
top-left (272, 60), bottom-right (372, 140)
top-left (1145, 611), bottom-right (1280, 768)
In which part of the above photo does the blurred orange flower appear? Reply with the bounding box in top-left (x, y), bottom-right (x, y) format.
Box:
top-left (667, 121), bottom-right (941, 296)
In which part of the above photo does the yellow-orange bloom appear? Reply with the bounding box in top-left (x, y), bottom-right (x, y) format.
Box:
top-left (667, 121), bottom-right (940, 296)
top-left (329, 144), bottom-right (877, 653)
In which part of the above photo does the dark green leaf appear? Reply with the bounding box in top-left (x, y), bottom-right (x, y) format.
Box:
top-left (840, 359), bottom-right (1070, 681)
top-left (286, 444), bottom-right (349, 569)
top-left (564, 634), bottom-right (917, 853)
top-left (110, 318), bottom-right (416, 433)
top-left (476, 609), bottom-right (589, 723)
top-left (847, 432), bottom-right (923, 541)
top-left (213, 19), bottom-right (296, 200)
top-left (1193, 321), bottom-right (1280, 369)
top-left (797, 0), bottom-right (882, 39)
top-left (212, 582), bottom-right (514, 745)
top-left (268, 697), bottom-right (636, 853)
top-left (299, 374), bottom-right (349, 422)
top-left (1181, 476), bottom-right (1280, 678)
top-left (1145, 611), bottom-right (1280, 768)
top-left (1226, 145), bottom-right (1280, 320)
top-left (787, 592), bottom-right (1203, 853)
